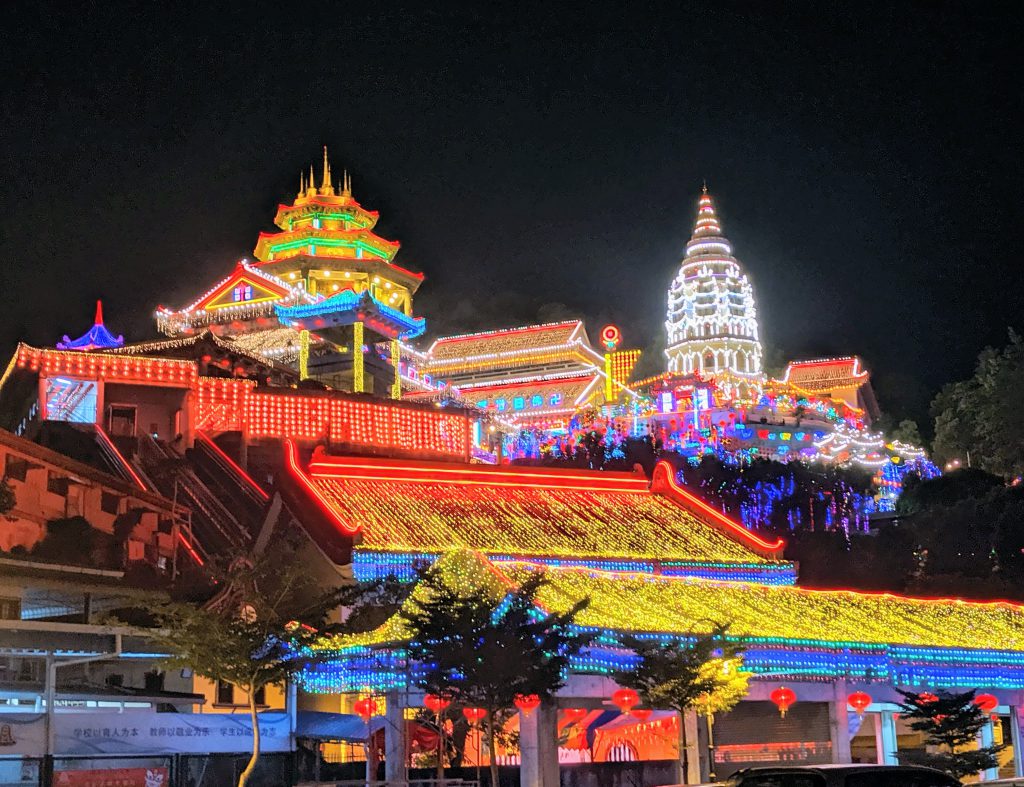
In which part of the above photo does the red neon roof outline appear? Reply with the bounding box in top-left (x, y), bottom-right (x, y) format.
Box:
top-left (502, 555), bottom-right (1024, 612)
top-left (284, 439), bottom-right (362, 535)
top-left (427, 320), bottom-right (584, 351)
top-left (197, 432), bottom-right (269, 501)
top-left (193, 266), bottom-right (291, 311)
top-left (650, 461), bottom-right (785, 554)
top-left (307, 454), bottom-right (648, 494)
top-left (177, 532), bottom-right (205, 566)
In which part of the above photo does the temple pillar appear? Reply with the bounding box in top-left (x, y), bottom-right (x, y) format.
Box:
top-left (683, 710), bottom-right (701, 784)
top-left (384, 690), bottom-right (408, 787)
top-left (1012, 706), bottom-right (1024, 777)
top-left (875, 709), bottom-right (898, 765)
top-left (829, 680), bottom-right (852, 764)
top-left (519, 701), bottom-right (558, 787)
top-left (979, 718), bottom-right (999, 782)
top-left (391, 339), bottom-right (402, 400)
top-left (298, 329), bottom-right (310, 380)
top-left (353, 321), bottom-right (365, 393)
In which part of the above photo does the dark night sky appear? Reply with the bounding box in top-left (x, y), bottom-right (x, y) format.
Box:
top-left (2, 2), bottom-right (1021, 428)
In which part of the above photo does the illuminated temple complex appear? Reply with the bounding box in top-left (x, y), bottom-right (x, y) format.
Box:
top-left (1, 156), bottom-right (1016, 784)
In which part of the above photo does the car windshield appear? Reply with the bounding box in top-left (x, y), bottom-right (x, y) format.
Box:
top-left (734, 776), bottom-right (825, 787)
top-left (845, 773), bottom-right (960, 787)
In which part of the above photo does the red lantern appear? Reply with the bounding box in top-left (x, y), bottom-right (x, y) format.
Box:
top-left (632, 708), bottom-right (652, 722)
top-left (612, 688), bottom-right (640, 714)
top-left (847, 691), bottom-right (872, 716)
top-left (354, 697), bottom-right (378, 723)
top-left (563, 708), bottom-right (587, 724)
top-left (514, 694), bottom-right (541, 716)
top-left (463, 707), bottom-right (487, 724)
top-left (424, 694), bottom-right (451, 714)
top-left (770, 687), bottom-right (796, 718)
top-left (974, 693), bottom-right (998, 718)
top-left (918, 692), bottom-right (939, 705)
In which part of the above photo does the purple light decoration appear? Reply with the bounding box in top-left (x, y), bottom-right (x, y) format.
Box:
top-left (57, 301), bottom-right (125, 351)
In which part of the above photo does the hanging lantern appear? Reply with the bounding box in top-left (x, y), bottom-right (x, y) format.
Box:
top-left (770, 687), bottom-right (796, 718)
top-left (974, 693), bottom-right (999, 719)
top-left (918, 692), bottom-right (939, 705)
top-left (514, 694), bottom-right (541, 716)
top-left (354, 697), bottom-right (378, 723)
top-left (424, 694), bottom-right (451, 714)
top-left (611, 688), bottom-right (640, 714)
top-left (564, 708), bottom-right (588, 724)
top-left (463, 707), bottom-right (487, 724)
top-left (632, 708), bottom-right (652, 722)
top-left (847, 691), bottom-right (872, 717)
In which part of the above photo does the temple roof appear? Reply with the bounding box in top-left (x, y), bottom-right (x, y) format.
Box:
top-left (275, 290), bottom-right (426, 340)
top-left (305, 455), bottom-right (783, 563)
top-left (57, 301), bottom-right (124, 351)
top-left (435, 373), bottom-right (602, 416)
top-left (422, 320), bottom-right (603, 370)
top-left (318, 548), bottom-right (1024, 654)
top-left (781, 356), bottom-right (870, 390)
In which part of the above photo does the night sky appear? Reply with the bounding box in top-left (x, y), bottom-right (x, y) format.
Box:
top-left (2, 3), bottom-right (1021, 429)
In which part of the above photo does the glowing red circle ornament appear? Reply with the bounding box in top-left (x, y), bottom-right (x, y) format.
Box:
top-left (564, 708), bottom-right (587, 723)
top-left (611, 688), bottom-right (640, 714)
top-left (770, 686), bottom-right (796, 718)
top-left (974, 694), bottom-right (998, 716)
top-left (847, 691), bottom-right (872, 716)
top-left (463, 707), bottom-right (487, 724)
top-left (354, 697), bottom-right (378, 722)
top-left (424, 694), bottom-right (451, 714)
top-left (600, 325), bottom-right (622, 351)
top-left (918, 692), bottom-right (939, 705)
top-left (631, 708), bottom-right (652, 722)
top-left (514, 694), bottom-right (541, 716)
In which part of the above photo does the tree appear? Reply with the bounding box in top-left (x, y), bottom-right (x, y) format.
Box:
top-left (617, 624), bottom-right (749, 783)
top-left (932, 330), bottom-right (1024, 478)
top-left (400, 561), bottom-right (590, 787)
top-left (893, 419), bottom-right (924, 447)
top-left (896, 689), bottom-right (1006, 779)
top-left (140, 536), bottom-right (347, 787)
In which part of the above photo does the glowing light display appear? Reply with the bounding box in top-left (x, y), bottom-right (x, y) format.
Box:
top-left (57, 300), bottom-right (124, 351)
top-left (18, 345), bottom-right (197, 387)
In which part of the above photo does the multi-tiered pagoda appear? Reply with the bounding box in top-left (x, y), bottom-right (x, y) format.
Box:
top-left (665, 186), bottom-right (763, 399)
top-left (154, 149), bottom-right (425, 396)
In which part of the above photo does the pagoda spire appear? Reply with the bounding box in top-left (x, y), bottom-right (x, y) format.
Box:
top-left (691, 184), bottom-right (723, 240)
top-left (94, 299), bottom-right (104, 326)
top-left (341, 169), bottom-right (352, 197)
top-left (319, 146), bottom-right (334, 196)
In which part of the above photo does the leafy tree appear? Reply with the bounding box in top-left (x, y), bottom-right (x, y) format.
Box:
top-left (139, 536), bottom-right (347, 787)
top-left (896, 689), bottom-right (1006, 779)
top-left (400, 562), bottom-right (590, 787)
top-left (32, 516), bottom-right (97, 564)
top-left (896, 468), bottom-right (1003, 516)
top-left (893, 419), bottom-right (924, 447)
top-left (617, 624), bottom-right (749, 783)
top-left (932, 330), bottom-right (1024, 478)
top-left (0, 476), bottom-right (14, 515)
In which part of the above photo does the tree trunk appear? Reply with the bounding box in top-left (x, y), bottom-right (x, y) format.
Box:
top-left (487, 711), bottom-right (500, 787)
top-left (238, 682), bottom-right (261, 787)
top-left (677, 709), bottom-right (687, 785)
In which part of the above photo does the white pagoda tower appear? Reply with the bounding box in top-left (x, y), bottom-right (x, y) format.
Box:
top-left (664, 186), bottom-right (764, 399)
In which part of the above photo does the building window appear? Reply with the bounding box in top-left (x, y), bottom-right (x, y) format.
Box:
top-left (232, 284), bottom-right (253, 302)
top-left (4, 455), bottom-right (28, 482)
top-left (254, 686), bottom-right (266, 706)
top-left (0, 596), bottom-right (21, 620)
top-left (216, 680), bottom-right (234, 705)
top-left (46, 472), bottom-right (68, 497)
top-left (101, 491), bottom-right (120, 515)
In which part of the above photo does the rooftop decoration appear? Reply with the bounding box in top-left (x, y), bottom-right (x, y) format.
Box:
top-left (275, 289), bottom-right (426, 340)
top-left (57, 300), bottom-right (124, 351)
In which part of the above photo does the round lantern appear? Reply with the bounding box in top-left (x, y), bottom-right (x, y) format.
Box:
top-left (918, 692), bottom-right (939, 705)
top-left (847, 691), bottom-right (872, 717)
top-left (770, 686), bottom-right (796, 718)
top-left (600, 325), bottom-right (622, 351)
top-left (564, 708), bottom-right (587, 724)
top-left (612, 688), bottom-right (640, 714)
top-left (463, 707), bottom-right (487, 724)
top-left (354, 697), bottom-right (378, 723)
top-left (514, 694), bottom-right (541, 716)
top-left (424, 694), bottom-right (451, 714)
top-left (974, 693), bottom-right (998, 719)
top-left (632, 708), bottom-right (652, 722)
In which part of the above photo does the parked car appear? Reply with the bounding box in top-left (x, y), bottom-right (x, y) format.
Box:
top-left (690, 764), bottom-right (961, 786)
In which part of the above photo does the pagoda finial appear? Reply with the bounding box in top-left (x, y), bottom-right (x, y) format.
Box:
top-left (691, 185), bottom-right (723, 240)
top-left (319, 146), bottom-right (334, 195)
top-left (341, 168), bottom-right (352, 197)
top-left (94, 300), bottom-right (104, 326)
top-left (702, 179), bottom-right (708, 195)
top-left (299, 170), bottom-right (305, 198)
